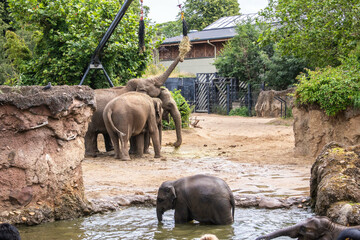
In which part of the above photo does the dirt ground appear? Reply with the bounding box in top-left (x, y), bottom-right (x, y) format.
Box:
top-left (82, 113), bottom-right (314, 201)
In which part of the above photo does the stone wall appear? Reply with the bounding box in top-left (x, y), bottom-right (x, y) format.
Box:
top-left (0, 85), bottom-right (95, 225)
top-left (293, 105), bottom-right (360, 157)
top-left (255, 88), bottom-right (294, 118)
top-left (311, 142), bottom-right (360, 225)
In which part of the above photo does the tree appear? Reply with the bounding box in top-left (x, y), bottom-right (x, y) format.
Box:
top-left (259, 0), bottom-right (360, 68)
top-left (157, 20), bottom-right (182, 39)
top-left (8, 0), bottom-right (158, 87)
top-left (214, 21), bottom-right (307, 90)
top-left (182, 0), bottom-right (240, 31)
top-left (214, 22), bottom-right (265, 84)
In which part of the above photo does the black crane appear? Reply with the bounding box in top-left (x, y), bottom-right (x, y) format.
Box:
top-left (79, 0), bottom-right (134, 87)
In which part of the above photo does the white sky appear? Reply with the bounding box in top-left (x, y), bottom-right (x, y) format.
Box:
top-left (145, 0), bottom-right (269, 24)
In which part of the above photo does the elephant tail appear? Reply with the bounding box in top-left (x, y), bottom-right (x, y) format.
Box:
top-left (230, 194), bottom-right (235, 221)
top-left (106, 108), bottom-right (126, 148)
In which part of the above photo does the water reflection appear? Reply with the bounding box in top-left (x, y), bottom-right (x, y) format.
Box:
top-left (18, 207), bottom-right (313, 240)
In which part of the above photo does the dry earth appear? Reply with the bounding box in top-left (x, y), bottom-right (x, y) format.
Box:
top-left (82, 113), bottom-right (314, 201)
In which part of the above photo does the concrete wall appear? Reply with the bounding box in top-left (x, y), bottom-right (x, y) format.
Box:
top-left (160, 57), bottom-right (217, 74)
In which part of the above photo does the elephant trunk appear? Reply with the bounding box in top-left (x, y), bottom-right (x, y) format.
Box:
top-left (256, 225), bottom-right (301, 240)
top-left (170, 106), bottom-right (182, 147)
top-left (153, 56), bottom-right (182, 87)
top-left (156, 207), bottom-right (163, 222)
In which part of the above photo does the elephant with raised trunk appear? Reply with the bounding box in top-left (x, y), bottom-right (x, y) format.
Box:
top-left (256, 216), bottom-right (360, 240)
top-left (103, 92), bottom-right (163, 160)
top-left (84, 48), bottom-right (189, 157)
top-left (156, 174), bottom-right (235, 225)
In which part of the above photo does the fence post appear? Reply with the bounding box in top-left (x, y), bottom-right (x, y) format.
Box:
top-left (207, 82), bottom-right (211, 114)
top-left (226, 83), bottom-right (230, 115)
top-left (247, 83), bottom-right (252, 116)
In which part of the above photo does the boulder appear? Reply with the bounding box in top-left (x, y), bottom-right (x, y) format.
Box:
top-left (255, 88), bottom-right (294, 118)
top-left (310, 142), bottom-right (360, 225)
top-left (0, 85), bottom-right (95, 225)
top-left (293, 105), bottom-right (360, 157)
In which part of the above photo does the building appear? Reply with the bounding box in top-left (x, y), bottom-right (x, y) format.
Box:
top-left (158, 14), bottom-right (258, 74)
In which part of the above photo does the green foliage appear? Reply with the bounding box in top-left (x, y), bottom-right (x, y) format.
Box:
top-left (295, 48), bottom-right (360, 116)
top-left (183, 0), bottom-right (240, 31)
top-left (259, 0), bottom-right (360, 68)
top-left (215, 21), bottom-right (308, 90)
top-left (229, 106), bottom-right (249, 117)
top-left (261, 49), bottom-right (308, 90)
top-left (157, 21), bottom-right (182, 39)
top-left (8, 0), bottom-right (158, 87)
top-left (214, 21), bottom-right (264, 84)
top-left (162, 89), bottom-right (192, 130)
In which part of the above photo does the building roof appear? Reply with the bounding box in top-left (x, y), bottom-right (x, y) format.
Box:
top-left (161, 14), bottom-right (259, 45)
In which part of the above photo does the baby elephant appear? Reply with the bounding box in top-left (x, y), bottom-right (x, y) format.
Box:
top-left (256, 216), bottom-right (360, 240)
top-left (156, 174), bottom-right (235, 225)
top-left (103, 92), bottom-right (162, 160)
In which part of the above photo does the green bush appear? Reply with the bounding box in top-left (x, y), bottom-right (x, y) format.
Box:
top-left (229, 106), bottom-right (249, 117)
top-left (162, 89), bottom-right (192, 130)
top-left (8, 0), bottom-right (158, 87)
top-left (295, 49), bottom-right (360, 116)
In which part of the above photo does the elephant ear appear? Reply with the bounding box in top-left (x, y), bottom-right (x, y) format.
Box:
top-left (154, 99), bottom-right (163, 120)
top-left (165, 186), bottom-right (176, 202)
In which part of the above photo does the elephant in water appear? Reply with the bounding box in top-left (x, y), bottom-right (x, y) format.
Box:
top-left (103, 92), bottom-right (163, 160)
top-left (256, 216), bottom-right (360, 240)
top-left (156, 174), bottom-right (235, 225)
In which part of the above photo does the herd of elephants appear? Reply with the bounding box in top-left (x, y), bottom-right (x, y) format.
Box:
top-left (77, 38), bottom-right (360, 240)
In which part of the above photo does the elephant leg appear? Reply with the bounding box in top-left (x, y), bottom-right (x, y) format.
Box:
top-left (174, 204), bottom-right (192, 224)
top-left (103, 133), bottom-right (114, 152)
top-left (135, 133), bottom-right (144, 157)
top-left (107, 131), bottom-right (121, 159)
top-left (84, 130), bottom-right (99, 157)
top-left (149, 126), bottom-right (161, 158)
top-left (211, 200), bottom-right (234, 225)
top-left (129, 136), bottom-right (137, 154)
top-left (121, 134), bottom-right (131, 161)
top-left (143, 131), bottom-right (150, 154)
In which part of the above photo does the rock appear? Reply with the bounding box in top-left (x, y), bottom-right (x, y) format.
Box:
top-left (311, 142), bottom-right (360, 225)
top-left (9, 187), bottom-right (33, 206)
top-left (0, 85), bottom-right (95, 225)
top-left (259, 197), bottom-right (285, 209)
top-left (293, 105), bottom-right (360, 157)
top-left (255, 88), bottom-right (294, 118)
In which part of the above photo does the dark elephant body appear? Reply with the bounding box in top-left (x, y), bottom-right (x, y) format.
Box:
top-left (157, 174), bottom-right (235, 225)
top-left (256, 216), bottom-right (360, 240)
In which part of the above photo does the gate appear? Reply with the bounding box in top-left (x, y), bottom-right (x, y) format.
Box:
top-left (195, 73), bottom-right (218, 113)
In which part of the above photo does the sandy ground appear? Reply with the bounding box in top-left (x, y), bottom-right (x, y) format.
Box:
top-left (82, 113), bottom-right (314, 200)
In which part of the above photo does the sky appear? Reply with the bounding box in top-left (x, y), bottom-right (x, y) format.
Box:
top-left (145, 0), bottom-right (269, 24)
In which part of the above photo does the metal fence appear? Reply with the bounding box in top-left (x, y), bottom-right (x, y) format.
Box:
top-left (164, 74), bottom-right (264, 116)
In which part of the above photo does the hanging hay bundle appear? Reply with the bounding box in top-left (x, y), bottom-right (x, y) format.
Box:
top-left (179, 36), bottom-right (191, 62)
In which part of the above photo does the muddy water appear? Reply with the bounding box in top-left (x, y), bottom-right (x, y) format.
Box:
top-left (18, 207), bottom-right (313, 240)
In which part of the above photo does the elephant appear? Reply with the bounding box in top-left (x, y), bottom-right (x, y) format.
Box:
top-left (103, 92), bottom-right (163, 160)
top-left (84, 55), bottom-right (185, 157)
top-left (337, 229), bottom-right (360, 240)
top-left (129, 87), bottom-right (182, 155)
top-left (0, 223), bottom-right (21, 240)
top-left (156, 174), bottom-right (235, 225)
top-left (255, 216), bottom-right (360, 240)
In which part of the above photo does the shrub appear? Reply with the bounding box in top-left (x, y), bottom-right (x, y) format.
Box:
top-left (295, 49), bottom-right (360, 116)
top-left (162, 89), bottom-right (192, 130)
top-left (229, 106), bottom-right (249, 117)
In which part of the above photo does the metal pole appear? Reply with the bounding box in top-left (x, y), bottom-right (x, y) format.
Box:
top-left (247, 83), bottom-right (252, 116)
top-left (79, 0), bottom-right (134, 86)
top-left (226, 83), bottom-right (230, 115)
